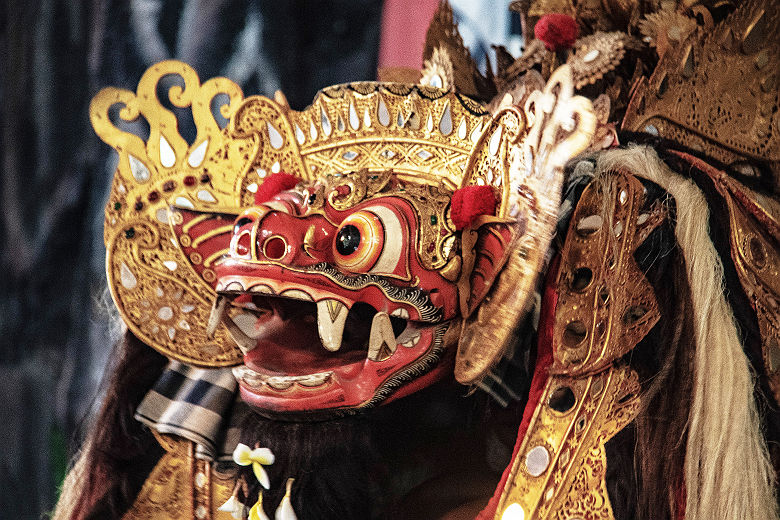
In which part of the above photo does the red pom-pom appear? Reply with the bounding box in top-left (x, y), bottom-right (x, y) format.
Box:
top-left (535, 14), bottom-right (578, 51)
top-left (254, 172), bottom-right (300, 205)
top-left (451, 185), bottom-right (498, 230)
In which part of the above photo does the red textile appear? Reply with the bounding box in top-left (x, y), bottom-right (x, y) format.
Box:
top-left (535, 14), bottom-right (579, 51)
top-left (477, 255), bottom-right (560, 519)
top-left (254, 172), bottom-right (299, 205)
top-left (450, 185), bottom-right (498, 230)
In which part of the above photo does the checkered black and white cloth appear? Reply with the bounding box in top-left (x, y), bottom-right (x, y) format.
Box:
top-left (135, 361), bottom-right (247, 461)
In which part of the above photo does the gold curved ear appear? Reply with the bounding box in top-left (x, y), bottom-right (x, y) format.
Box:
top-left (455, 65), bottom-right (597, 384)
top-left (93, 60), bottom-right (248, 366)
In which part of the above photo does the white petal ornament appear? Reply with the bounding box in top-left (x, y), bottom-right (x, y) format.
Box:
top-left (233, 443), bottom-right (276, 490)
top-left (218, 495), bottom-right (247, 520)
top-left (275, 478), bottom-right (298, 520)
top-left (249, 494), bottom-right (271, 520)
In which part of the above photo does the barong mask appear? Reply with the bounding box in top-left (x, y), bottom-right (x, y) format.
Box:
top-left (91, 61), bottom-right (595, 414)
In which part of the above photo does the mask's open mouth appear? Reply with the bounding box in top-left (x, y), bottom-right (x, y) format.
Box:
top-left (211, 274), bottom-right (450, 412)
top-left (227, 294), bottom-right (413, 375)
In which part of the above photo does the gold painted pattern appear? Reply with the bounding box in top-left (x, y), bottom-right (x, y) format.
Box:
top-left (122, 434), bottom-right (238, 520)
top-left (92, 61), bottom-right (248, 366)
top-left (623, 0), bottom-right (780, 188)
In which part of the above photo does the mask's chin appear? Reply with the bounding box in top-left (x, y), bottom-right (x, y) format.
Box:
top-left (224, 293), bottom-right (453, 417)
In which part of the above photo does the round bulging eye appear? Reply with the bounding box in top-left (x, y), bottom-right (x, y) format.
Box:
top-left (333, 211), bottom-right (384, 272)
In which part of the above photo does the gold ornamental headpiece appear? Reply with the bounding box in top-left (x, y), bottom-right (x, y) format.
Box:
top-left (90, 60), bottom-right (595, 375)
top-left (623, 0), bottom-right (780, 189)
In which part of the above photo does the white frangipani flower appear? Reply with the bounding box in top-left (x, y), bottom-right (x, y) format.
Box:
top-left (232, 443), bottom-right (276, 489)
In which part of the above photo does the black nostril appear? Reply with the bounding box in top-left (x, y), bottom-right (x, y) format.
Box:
top-left (233, 217), bottom-right (253, 234)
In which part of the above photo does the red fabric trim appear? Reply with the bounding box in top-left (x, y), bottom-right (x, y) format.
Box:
top-left (477, 255), bottom-right (560, 519)
top-left (675, 479), bottom-right (687, 520)
top-left (254, 172), bottom-right (299, 205)
top-left (668, 150), bottom-right (780, 243)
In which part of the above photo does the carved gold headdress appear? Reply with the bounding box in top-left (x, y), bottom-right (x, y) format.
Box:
top-left (91, 60), bottom-right (595, 372)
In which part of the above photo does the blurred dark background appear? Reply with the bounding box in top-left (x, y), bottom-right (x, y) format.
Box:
top-left (0, 1), bottom-right (383, 518)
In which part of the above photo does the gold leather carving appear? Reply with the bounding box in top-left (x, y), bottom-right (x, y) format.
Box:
top-left (552, 171), bottom-right (661, 376)
top-left (495, 366), bottom-right (641, 519)
top-left (495, 169), bottom-right (661, 519)
top-left (122, 434), bottom-right (238, 520)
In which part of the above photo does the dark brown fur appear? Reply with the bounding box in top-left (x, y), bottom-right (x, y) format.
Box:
top-left (71, 331), bottom-right (167, 520)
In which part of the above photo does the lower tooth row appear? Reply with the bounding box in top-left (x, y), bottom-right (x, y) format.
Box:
top-left (233, 366), bottom-right (332, 390)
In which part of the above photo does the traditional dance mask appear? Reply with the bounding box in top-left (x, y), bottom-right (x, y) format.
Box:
top-left (91, 61), bottom-right (594, 414)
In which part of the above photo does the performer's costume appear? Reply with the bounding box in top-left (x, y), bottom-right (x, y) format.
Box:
top-left (55, 1), bottom-right (780, 519)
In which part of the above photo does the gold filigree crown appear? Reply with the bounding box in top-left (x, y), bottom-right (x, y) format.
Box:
top-left (91, 60), bottom-right (595, 368)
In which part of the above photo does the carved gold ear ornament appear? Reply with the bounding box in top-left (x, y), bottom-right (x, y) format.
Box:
top-left (455, 65), bottom-right (597, 384)
top-left (91, 60), bottom-right (248, 366)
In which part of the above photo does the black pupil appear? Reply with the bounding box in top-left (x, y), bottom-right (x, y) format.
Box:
top-left (336, 225), bottom-right (361, 256)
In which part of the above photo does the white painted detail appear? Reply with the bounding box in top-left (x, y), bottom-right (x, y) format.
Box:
top-left (157, 306), bottom-right (174, 321)
top-left (162, 260), bottom-right (178, 271)
top-left (120, 262), bottom-right (137, 289)
top-left (247, 183), bottom-right (259, 193)
top-left (320, 106), bottom-right (332, 136)
top-left (583, 49), bottom-right (600, 63)
top-left (188, 139), bottom-right (208, 167)
top-left (457, 118), bottom-right (467, 139)
top-left (271, 161), bottom-right (281, 174)
top-left (128, 155), bottom-right (151, 182)
top-left (155, 208), bottom-right (169, 223)
top-left (365, 205), bottom-right (403, 275)
top-left (159, 135), bottom-right (176, 167)
top-left (378, 97), bottom-right (390, 126)
top-left (470, 122), bottom-right (483, 143)
top-left (489, 126), bottom-right (503, 156)
top-left (295, 124), bottom-right (305, 144)
top-left (364, 107), bottom-right (372, 127)
top-left (267, 122), bottom-right (284, 149)
top-left (367, 312), bottom-right (397, 361)
top-left (439, 102), bottom-right (453, 135)
top-left (349, 101), bottom-right (359, 130)
top-left (174, 196), bottom-right (195, 209)
top-left (316, 299), bottom-right (348, 352)
top-left (197, 189), bottom-right (217, 203)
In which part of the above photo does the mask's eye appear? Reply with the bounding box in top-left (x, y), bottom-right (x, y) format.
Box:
top-left (333, 206), bottom-right (405, 275)
top-left (333, 211), bottom-right (384, 272)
